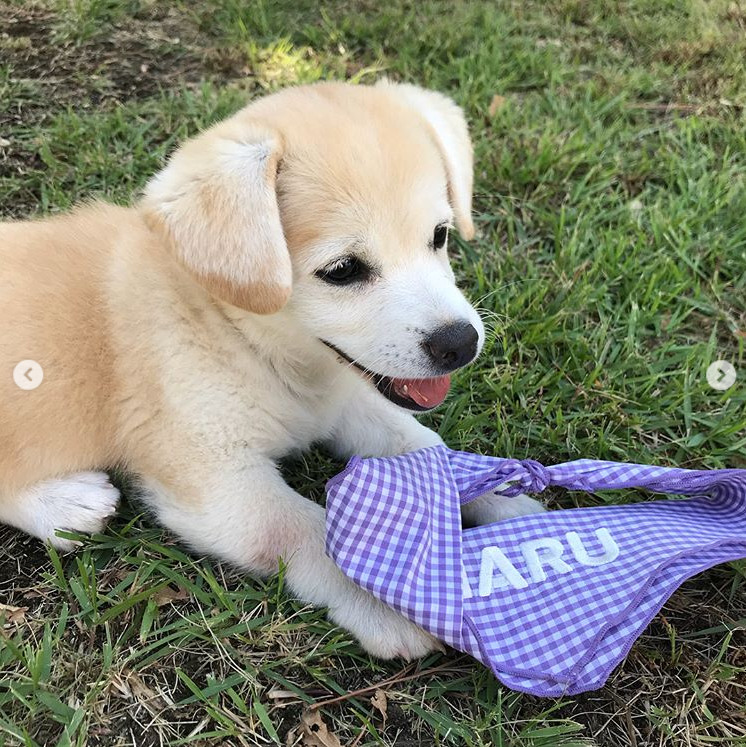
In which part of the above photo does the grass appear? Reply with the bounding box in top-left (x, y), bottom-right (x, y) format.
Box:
top-left (1, 0), bottom-right (745, 744)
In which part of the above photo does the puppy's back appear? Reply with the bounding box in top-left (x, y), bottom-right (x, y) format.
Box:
top-left (0, 204), bottom-right (130, 491)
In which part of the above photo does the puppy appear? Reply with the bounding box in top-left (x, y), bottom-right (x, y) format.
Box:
top-left (0, 81), bottom-right (543, 657)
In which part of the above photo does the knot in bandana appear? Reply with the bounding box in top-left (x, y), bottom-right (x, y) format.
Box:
top-left (500, 459), bottom-right (552, 497)
top-left (460, 457), bottom-right (552, 501)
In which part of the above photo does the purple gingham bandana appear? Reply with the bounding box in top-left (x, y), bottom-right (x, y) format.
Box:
top-left (325, 446), bottom-right (746, 696)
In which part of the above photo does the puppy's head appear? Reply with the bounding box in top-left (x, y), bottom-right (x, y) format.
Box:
top-left (142, 81), bottom-right (484, 411)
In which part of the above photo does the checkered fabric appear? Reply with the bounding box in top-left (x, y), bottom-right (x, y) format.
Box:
top-left (325, 446), bottom-right (746, 696)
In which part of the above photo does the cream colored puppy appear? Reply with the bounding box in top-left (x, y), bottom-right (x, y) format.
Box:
top-left (0, 81), bottom-right (542, 658)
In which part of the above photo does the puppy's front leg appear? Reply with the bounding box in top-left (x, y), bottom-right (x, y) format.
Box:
top-left (328, 385), bottom-right (444, 459)
top-left (142, 460), bottom-right (440, 659)
top-left (329, 384), bottom-right (544, 524)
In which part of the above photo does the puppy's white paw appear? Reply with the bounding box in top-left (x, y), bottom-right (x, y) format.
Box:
top-left (462, 491), bottom-right (545, 528)
top-left (20, 472), bottom-right (120, 551)
top-left (330, 589), bottom-right (443, 660)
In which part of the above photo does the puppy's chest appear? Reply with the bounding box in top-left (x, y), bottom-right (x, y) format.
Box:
top-left (224, 345), bottom-right (347, 454)
top-left (264, 374), bottom-right (340, 450)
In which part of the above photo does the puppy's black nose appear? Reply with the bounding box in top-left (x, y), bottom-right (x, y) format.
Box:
top-left (423, 321), bottom-right (479, 371)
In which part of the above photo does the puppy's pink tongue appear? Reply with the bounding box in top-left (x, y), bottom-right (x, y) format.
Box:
top-left (392, 375), bottom-right (451, 407)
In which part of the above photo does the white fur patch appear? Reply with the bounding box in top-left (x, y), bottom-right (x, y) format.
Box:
top-left (4, 472), bottom-right (120, 551)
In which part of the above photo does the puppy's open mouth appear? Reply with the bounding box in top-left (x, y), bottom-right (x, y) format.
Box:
top-left (322, 341), bottom-right (450, 412)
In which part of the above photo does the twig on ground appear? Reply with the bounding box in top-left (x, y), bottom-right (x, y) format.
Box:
top-left (309, 659), bottom-right (465, 710)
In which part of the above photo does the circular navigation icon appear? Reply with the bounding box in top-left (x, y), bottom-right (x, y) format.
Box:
top-left (13, 360), bottom-right (44, 390)
top-left (706, 360), bottom-right (736, 391)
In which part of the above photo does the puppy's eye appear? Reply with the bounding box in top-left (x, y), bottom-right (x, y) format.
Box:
top-left (432, 224), bottom-right (449, 250)
top-left (316, 256), bottom-right (371, 285)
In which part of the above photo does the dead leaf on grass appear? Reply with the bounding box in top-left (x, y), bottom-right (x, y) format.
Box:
top-left (488, 94), bottom-right (506, 116)
top-left (300, 709), bottom-right (342, 747)
top-left (153, 585), bottom-right (189, 606)
top-left (0, 603), bottom-right (27, 624)
top-left (370, 688), bottom-right (387, 724)
top-left (108, 668), bottom-right (172, 714)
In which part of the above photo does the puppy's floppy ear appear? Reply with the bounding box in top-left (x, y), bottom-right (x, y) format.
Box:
top-left (377, 80), bottom-right (475, 240)
top-left (141, 118), bottom-right (291, 314)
